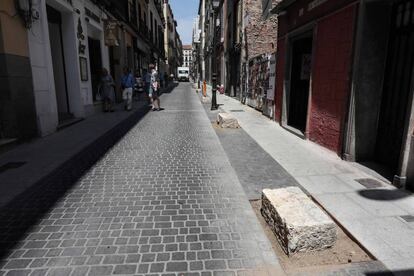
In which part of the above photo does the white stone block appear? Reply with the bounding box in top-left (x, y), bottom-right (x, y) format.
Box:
top-left (261, 187), bottom-right (337, 255)
top-left (217, 113), bottom-right (240, 129)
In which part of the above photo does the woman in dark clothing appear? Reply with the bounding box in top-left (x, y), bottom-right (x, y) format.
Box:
top-left (99, 68), bottom-right (116, 112)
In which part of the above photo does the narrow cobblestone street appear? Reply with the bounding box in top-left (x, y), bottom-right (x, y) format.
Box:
top-left (0, 83), bottom-right (283, 276)
top-left (4, 0), bottom-right (414, 274)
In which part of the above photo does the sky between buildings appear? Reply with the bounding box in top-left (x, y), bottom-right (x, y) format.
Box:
top-left (169, 0), bottom-right (199, 46)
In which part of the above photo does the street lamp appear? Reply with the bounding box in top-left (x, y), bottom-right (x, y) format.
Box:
top-left (210, 0), bottom-right (221, 110)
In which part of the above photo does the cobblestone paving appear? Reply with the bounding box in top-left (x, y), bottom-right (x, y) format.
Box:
top-left (0, 83), bottom-right (283, 276)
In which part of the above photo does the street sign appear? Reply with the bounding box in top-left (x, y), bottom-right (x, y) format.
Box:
top-left (104, 20), bottom-right (119, 47)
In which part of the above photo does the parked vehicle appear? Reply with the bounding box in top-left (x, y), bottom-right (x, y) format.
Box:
top-left (177, 67), bottom-right (190, 82)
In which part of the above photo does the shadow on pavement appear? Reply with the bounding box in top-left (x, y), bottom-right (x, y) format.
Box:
top-left (161, 82), bottom-right (178, 93)
top-left (0, 106), bottom-right (150, 261)
top-left (358, 189), bottom-right (412, 201)
top-left (0, 84), bottom-right (177, 261)
top-left (366, 269), bottom-right (414, 276)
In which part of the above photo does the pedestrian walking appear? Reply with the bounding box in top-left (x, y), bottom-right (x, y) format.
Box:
top-left (149, 64), bottom-right (161, 111)
top-left (143, 68), bottom-right (152, 107)
top-left (134, 70), bottom-right (144, 101)
top-left (98, 68), bottom-right (115, 112)
top-left (121, 67), bottom-right (135, 111)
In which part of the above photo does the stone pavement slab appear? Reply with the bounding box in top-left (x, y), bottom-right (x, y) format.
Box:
top-left (208, 91), bottom-right (413, 274)
top-left (0, 83), bottom-right (284, 276)
top-left (200, 97), bottom-right (301, 200)
top-left (291, 261), bottom-right (390, 276)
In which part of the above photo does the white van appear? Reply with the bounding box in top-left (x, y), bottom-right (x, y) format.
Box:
top-left (177, 67), bottom-right (190, 82)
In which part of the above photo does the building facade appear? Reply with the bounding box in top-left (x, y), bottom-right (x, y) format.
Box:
top-left (147, 0), bottom-right (166, 73)
top-left (175, 34), bottom-right (183, 73)
top-left (197, 0), bottom-right (206, 83)
top-left (182, 45), bottom-right (193, 68)
top-left (194, 0), bottom-right (414, 190)
top-left (0, 0), bottom-right (180, 144)
top-left (195, 0), bottom-right (278, 99)
top-left (243, 0), bottom-right (279, 115)
top-left (273, 0), bottom-right (414, 189)
top-left (0, 0), bottom-right (37, 142)
top-left (27, 0), bottom-right (108, 136)
top-left (192, 15), bottom-right (201, 85)
top-left (163, 0), bottom-right (182, 77)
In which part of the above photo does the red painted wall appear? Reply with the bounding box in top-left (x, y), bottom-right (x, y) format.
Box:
top-left (308, 5), bottom-right (357, 153)
top-left (275, 37), bottom-right (285, 122)
top-left (278, 0), bottom-right (356, 37)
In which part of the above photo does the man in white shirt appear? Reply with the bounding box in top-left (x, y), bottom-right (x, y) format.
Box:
top-left (149, 64), bottom-right (161, 111)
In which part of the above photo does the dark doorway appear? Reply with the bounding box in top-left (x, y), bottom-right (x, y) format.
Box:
top-left (88, 37), bottom-right (102, 102)
top-left (47, 5), bottom-right (71, 122)
top-left (229, 51), bottom-right (241, 98)
top-left (288, 36), bottom-right (313, 133)
top-left (109, 46), bottom-right (115, 80)
top-left (375, 0), bottom-right (414, 172)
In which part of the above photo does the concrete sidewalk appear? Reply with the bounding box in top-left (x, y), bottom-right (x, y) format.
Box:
top-left (207, 90), bottom-right (414, 274)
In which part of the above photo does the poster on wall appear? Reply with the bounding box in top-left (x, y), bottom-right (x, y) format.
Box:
top-left (104, 20), bottom-right (119, 47)
top-left (80, 57), bottom-right (88, 81)
top-left (267, 53), bottom-right (276, 100)
top-left (247, 54), bottom-right (271, 111)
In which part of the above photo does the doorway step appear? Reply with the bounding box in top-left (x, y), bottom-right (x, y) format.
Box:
top-left (57, 117), bottom-right (84, 131)
top-left (0, 138), bottom-right (18, 154)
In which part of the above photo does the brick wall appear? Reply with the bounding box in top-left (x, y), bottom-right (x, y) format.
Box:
top-left (308, 5), bottom-right (357, 153)
top-left (245, 0), bottom-right (279, 58)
